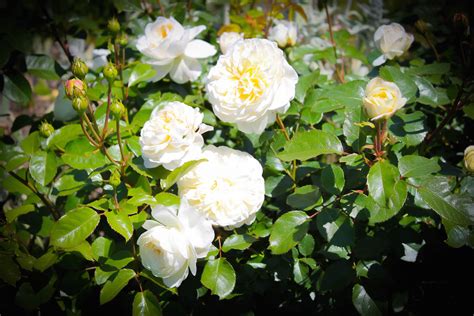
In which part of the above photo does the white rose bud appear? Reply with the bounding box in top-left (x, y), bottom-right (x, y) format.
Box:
top-left (139, 101), bottom-right (212, 170)
top-left (136, 16), bottom-right (216, 83)
top-left (373, 23), bottom-right (414, 66)
top-left (218, 32), bottom-right (244, 54)
top-left (137, 199), bottom-right (214, 288)
top-left (268, 20), bottom-right (297, 48)
top-left (464, 145), bottom-right (474, 172)
top-left (206, 38), bottom-right (298, 134)
top-left (363, 77), bottom-right (407, 121)
top-left (178, 145), bottom-right (265, 229)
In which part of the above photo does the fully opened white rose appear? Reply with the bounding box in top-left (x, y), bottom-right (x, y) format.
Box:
top-left (363, 77), bottom-right (407, 120)
top-left (178, 145), bottom-right (265, 229)
top-left (137, 199), bottom-right (214, 288)
top-left (373, 23), bottom-right (414, 66)
top-left (136, 17), bottom-right (216, 83)
top-left (206, 38), bottom-right (298, 134)
top-left (139, 101), bottom-right (212, 170)
top-left (218, 32), bottom-right (244, 54)
top-left (268, 20), bottom-right (297, 48)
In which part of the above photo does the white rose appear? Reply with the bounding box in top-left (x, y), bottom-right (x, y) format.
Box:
top-left (350, 59), bottom-right (369, 77)
top-left (177, 145), bottom-right (265, 229)
top-left (137, 199), bottom-right (214, 288)
top-left (206, 39), bottom-right (298, 134)
top-left (268, 20), bottom-right (297, 48)
top-left (363, 77), bottom-right (407, 121)
top-left (464, 145), bottom-right (474, 172)
top-left (136, 16), bottom-right (216, 83)
top-left (373, 23), bottom-right (414, 66)
top-left (218, 32), bottom-right (244, 54)
top-left (139, 101), bottom-right (212, 170)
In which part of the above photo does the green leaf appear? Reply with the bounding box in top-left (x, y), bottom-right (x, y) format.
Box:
top-left (29, 151), bottom-right (57, 186)
top-left (343, 104), bottom-right (367, 151)
top-left (92, 237), bottom-right (113, 261)
top-left (5, 204), bottom-right (35, 223)
top-left (34, 250), bottom-right (58, 272)
top-left (133, 290), bottom-right (162, 316)
top-left (128, 63), bottom-right (157, 87)
top-left (316, 208), bottom-right (355, 247)
top-left (278, 130), bottom-right (343, 161)
top-left (298, 233), bottom-right (315, 256)
top-left (286, 185), bottom-right (321, 210)
top-left (5, 152), bottom-right (29, 171)
top-left (21, 131), bottom-right (41, 154)
top-left (0, 255), bottom-right (21, 286)
top-left (406, 62), bottom-right (450, 75)
top-left (155, 192), bottom-right (180, 206)
top-left (416, 177), bottom-right (473, 226)
top-left (69, 241), bottom-right (94, 261)
top-left (46, 124), bottom-right (83, 149)
top-left (201, 258), bottom-right (236, 299)
top-left (398, 155), bottom-right (440, 178)
top-left (307, 80), bottom-right (365, 111)
top-left (367, 160), bottom-right (406, 210)
top-left (222, 234), bottom-right (257, 252)
top-left (293, 260), bottom-right (310, 284)
top-left (3, 72), bottom-right (32, 105)
top-left (26, 55), bottom-right (61, 80)
top-left (105, 210), bottom-right (133, 241)
top-left (318, 259), bottom-right (355, 291)
top-left (321, 165), bottom-right (345, 195)
top-left (379, 66), bottom-right (417, 102)
top-left (62, 138), bottom-right (108, 169)
top-left (50, 207), bottom-right (100, 248)
top-left (352, 284), bottom-right (382, 316)
top-left (389, 111), bottom-right (428, 147)
top-left (269, 211), bottom-right (309, 254)
top-left (100, 269), bottom-right (136, 305)
top-left (295, 72), bottom-right (320, 103)
top-left (414, 76), bottom-right (450, 107)
top-left (160, 159), bottom-right (204, 190)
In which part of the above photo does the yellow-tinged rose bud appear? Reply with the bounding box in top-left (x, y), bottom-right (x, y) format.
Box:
top-left (217, 24), bottom-right (241, 36)
top-left (116, 32), bottom-right (128, 46)
top-left (110, 99), bottom-right (125, 118)
top-left (64, 78), bottom-right (87, 100)
top-left (71, 57), bottom-right (88, 79)
top-left (103, 62), bottom-right (118, 82)
top-left (72, 96), bottom-right (89, 113)
top-left (464, 145), bottom-right (474, 172)
top-left (39, 122), bottom-right (54, 137)
top-left (108, 17), bottom-right (120, 33)
top-left (363, 77), bottom-right (408, 121)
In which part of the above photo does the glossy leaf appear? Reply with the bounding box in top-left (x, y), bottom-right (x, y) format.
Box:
top-left (100, 269), bottom-right (135, 304)
top-left (398, 155), bottom-right (440, 178)
top-left (352, 284), bottom-right (382, 316)
top-left (278, 130), bottom-right (343, 161)
top-left (29, 151), bottom-right (57, 186)
top-left (269, 211), bottom-right (309, 254)
top-left (105, 210), bottom-right (133, 241)
top-left (133, 290), bottom-right (162, 316)
top-left (50, 207), bottom-right (100, 248)
top-left (3, 72), bottom-right (32, 105)
top-left (201, 258), bottom-right (236, 299)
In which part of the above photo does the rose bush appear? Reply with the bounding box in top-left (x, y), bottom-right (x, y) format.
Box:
top-left (0, 1), bottom-right (473, 315)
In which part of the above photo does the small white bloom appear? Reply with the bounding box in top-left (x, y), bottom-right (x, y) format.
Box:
top-left (350, 59), bottom-right (369, 77)
top-left (218, 32), bottom-right (244, 54)
top-left (137, 199), bottom-right (214, 288)
top-left (373, 23), bottom-right (414, 66)
top-left (268, 20), bottom-right (298, 48)
top-left (178, 145), bottom-right (265, 229)
top-left (206, 39), bottom-right (298, 134)
top-left (464, 145), bottom-right (474, 172)
top-left (136, 16), bottom-right (216, 83)
top-left (363, 77), bottom-right (407, 121)
top-left (139, 101), bottom-right (212, 170)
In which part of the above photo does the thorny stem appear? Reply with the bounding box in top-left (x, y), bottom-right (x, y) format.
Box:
top-left (275, 115), bottom-right (298, 182)
top-left (116, 118), bottom-right (127, 174)
top-left (80, 117), bottom-right (100, 147)
top-left (41, 6), bottom-right (73, 63)
top-left (324, 2), bottom-right (345, 83)
top-left (4, 168), bottom-right (60, 220)
top-left (83, 113), bottom-right (101, 142)
top-left (374, 119), bottom-right (387, 159)
top-left (217, 236), bottom-right (222, 258)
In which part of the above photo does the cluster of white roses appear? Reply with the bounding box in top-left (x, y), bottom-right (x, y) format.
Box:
top-left (135, 15), bottom-right (414, 288)
top-left (136, 16), bottom-right (297, 287)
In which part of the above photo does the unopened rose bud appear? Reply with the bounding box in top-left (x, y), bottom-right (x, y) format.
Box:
top-left (116, 33), bottom-right (128, 46)
top-left (464, 145), bottom-right (474, 172)
top-left (39, 122), bottom-right (54, 137)
top-left (71, 57), bottom-right (89, 79)
top-left (108, 17), bottom-right (120, 33)
top-left (109, 170), bottom-right (121, 187)
top-left (65, 78), bottom-right (87, 100)
top-left (103, 62), bottom-right (118, 82)
top-left (72, 96), bottom-right (89, 113)
top-left (453, 13), bottom-right (469, 35)
top-left (415, 20), bottom-right (429, 33)
top-left (110, 99), bottom-right (125, 118)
